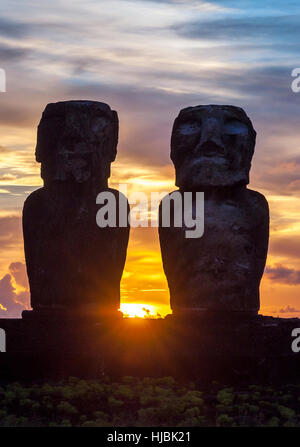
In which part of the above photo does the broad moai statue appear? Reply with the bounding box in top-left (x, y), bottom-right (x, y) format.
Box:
top-left (159, 105), bottom-right (269, 315)
top-left (23, 100), bottom-right (130, 317)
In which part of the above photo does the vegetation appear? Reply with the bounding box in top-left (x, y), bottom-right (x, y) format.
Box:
top-left (0, 377), bottom-right (300, 426)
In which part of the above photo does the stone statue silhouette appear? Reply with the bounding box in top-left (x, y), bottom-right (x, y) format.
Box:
top-left (159, 105), bottom-right (269, 316)
top-left (23, 100), bottom-right (130, 318)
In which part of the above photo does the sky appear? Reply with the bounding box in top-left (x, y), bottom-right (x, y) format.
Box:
top-left (0, 0), bottom-right (299, 318)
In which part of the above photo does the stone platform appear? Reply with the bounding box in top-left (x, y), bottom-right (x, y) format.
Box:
top-left (0, 314), bottom-right (300, 384)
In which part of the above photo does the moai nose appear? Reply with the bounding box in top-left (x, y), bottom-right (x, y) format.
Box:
top-left (196, 117), bottom-right (225, 156)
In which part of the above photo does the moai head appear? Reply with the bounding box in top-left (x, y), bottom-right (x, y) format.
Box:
top-left (36, 100), bottom-right (118, 186)
top-left (171, 105), bottom-right (256, 189)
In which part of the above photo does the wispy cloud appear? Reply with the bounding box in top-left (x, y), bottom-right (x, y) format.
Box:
top-left (172, 15), bottom-right (300, 43)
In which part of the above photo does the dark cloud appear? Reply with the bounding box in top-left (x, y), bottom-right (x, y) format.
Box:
top-left (33, 63), bottom-right (295, 170)
top-left (0, 43), bottom-right (31, 62)
top-left (0, 174), bottom-right (16, 181)
top-left (252, 155), bottom-right (300, 196)
top-left (0, 187), bottom-right (38, 211)
top-left (2, 57), bottom-right (296, 129)
top-left (0, 3), bottom-right (298, 197)
top-left (137, 0), bottom-right (185, 3)
top-left (9, 262), bottom-right (29, 290)
top-left (278, 305), bottom-right (300, 313)
top-left (0, 24), bottom-right (297, 181)
top-left (0, 99), bottom-right (41, 128)
top-left (0, 17), bottom-right (29, 38)
top-left (173, 15), bottom-right (300, 42)
top-left (0, 271), bottom-right (29, 318)
top-left (0, 261), bottom-right (29, 318)
top-left (61, 81), bottom-right (193, 166)
top-left (211, 0), bottom-right (299, 7)
top-left (0, 16), bottom-right (88, 41)
top-left (269, 237), bottom-right (300, 260)
top-left (265, 264), bottom-right (300, 285)
top-left (0, 216), bottom-right (22, 250)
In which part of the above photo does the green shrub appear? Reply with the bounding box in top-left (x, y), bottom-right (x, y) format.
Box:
top-left (0, 378), bottom-right (299, 427)
top-left (216, 414), bottom-right (234, 427)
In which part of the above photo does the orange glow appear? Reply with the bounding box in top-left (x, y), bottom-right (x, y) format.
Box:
top-left (0, 135), bottom-right (300, 319)
top-left (120, 303), bottom-right (160, 318)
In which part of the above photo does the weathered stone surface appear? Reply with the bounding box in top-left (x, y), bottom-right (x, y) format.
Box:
top-left (36, 100), bottom-right (118, 187)
top-left (159, 105), bottom-right (269, 315)
top-left (1, 315), bottom-right (300, 384)
top-left (23, 100), bottom-right (129, 316)
top-left (171, 105), bottom-right (256, 189)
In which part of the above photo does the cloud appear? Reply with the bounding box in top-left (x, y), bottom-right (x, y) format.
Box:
top-left (0, 17), bottom-right (29, 38)
top-left (278, 305), bottom-right (300, 313)
top-left (9, 261), bottom-right (29, 289)
top-left (269, 236), bottom-right (300, 260)
top-left (0, 0), bottom-right (299, 315)
top-left (172, 14), bottom-right (300, 42)
top-left (0, 262), bottom-right (30, 318)
top-left (0, 62), bottom-right (295, 178)
top-left (0, 215), bottom-right (22, 250)
top-left (265, 264), bottom-right (300, 285)
top-left (252, 155), bottom-right (300, 196)
top-left (0, 43), bottom-right (31, 62)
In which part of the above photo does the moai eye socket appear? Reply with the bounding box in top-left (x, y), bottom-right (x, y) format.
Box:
top-left (224, 120), bottom-right (248, 136)
top-left (177, 121), bottom-right (202, 136)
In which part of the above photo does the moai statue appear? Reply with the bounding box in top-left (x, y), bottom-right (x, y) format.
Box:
top-left (159, 105), bottom-right (269, 316)
top-left (23, 100), bottom-right (130, 318)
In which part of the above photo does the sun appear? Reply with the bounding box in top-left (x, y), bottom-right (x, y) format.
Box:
top-left (120, 303), bottom-right (157, 318)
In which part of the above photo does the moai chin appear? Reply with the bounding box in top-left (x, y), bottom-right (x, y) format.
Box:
top-left (159, 105), bottom-right (269, 316)
top-left (23, 100), bottom-right (130, 318)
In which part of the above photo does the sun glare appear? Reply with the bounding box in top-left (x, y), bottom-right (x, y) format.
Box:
top-left (120, 303), bottom-right (158, 318)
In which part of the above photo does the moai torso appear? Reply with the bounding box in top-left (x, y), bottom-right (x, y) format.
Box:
top-left (23, 101), bottom-right (130, 316)
top-left (159, 105), bottom-right (269, 315)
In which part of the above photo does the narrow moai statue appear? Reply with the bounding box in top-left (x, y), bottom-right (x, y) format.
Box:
top-left (159, 105), bottom-right (269, 315)
top-left (23, 100), bottom-right (130, 317)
